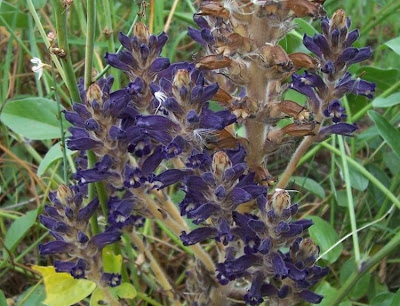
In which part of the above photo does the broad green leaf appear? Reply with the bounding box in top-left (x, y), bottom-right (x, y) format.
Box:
top-left (372, 292), bottom-right (395, 306)
top-left (356, 67), bottom-right (399, 92)
top-left (32, 265), bottom-right (96, 306)
top-left (340, 258), bottom-right (371, 300)
top-left (0, 2), bottom-right (28, 28)
top-left (0, 290), bottom-right (6, 306)
top-left (315, 282), bottom-right (351, 306)
top-left (335, 190), bottom-right (360, 208)
top-left (385, 36), bottom-right (400, 56)
top-left (391, 288), bottom-right (400, 306)
top-left (17, 284), bottom-right (46, 306)
top-left (373, 92), bottom-right (400, 108)
top-left (295, 18), bottom-right (318, 36)
top-left (308, 216), bottom-right (343, 263)
top-left (90, 283), bottom-right (136, 306)
top-left (348, 163), bottom-right (369, 191)
top-left (37, 142), bottom-right (74, 177)
top-left (0, 98), bottom-right (65, 140)
top-left (5, 210), bottom-right (37, 251)
top-left (111, 283), bottom-right (136, 299)
top-left (369, 110), bottom-right (400, 159)
top-left (102, 246), bottom-right (122, 273)
top-left (290, 176), bottom-right (325, 199)
top-left (384, 152), bottom-right (400, 176)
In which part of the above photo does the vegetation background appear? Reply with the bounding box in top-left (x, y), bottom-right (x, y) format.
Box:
top-left (1, 0), bottom-right (400, 305)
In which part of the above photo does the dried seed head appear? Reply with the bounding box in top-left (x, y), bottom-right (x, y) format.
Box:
top-left (285, 0), bottom-right (325, 18)
top-left (288, 52), bottom-right (318, 70)
top-left (212, 151), bottom-right (232, 179)
top-left (331, 9), bottom-right (347, 30)
top-left (57, 185), bottom-right (73, 205)
top-left (269, 189), bottom-right (291, 215)
top-left (134, 22), bottom-right (150, 44)
top-left (87, 83), bottom-right (103, 104)
top-left (173, 69), bottom-right (191, 89)
top-left (281, 122), bottom-right (316, 137)
top-left (196, 55), bottom-right (232, 70)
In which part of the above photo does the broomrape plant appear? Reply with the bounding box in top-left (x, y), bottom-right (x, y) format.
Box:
top-left (36, 0), bottom-right (375, 305)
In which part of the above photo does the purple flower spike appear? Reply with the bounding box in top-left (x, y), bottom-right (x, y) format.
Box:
top-left (180, 227), bottom-right (218, 246)
top-left (39, 241), bottom-right (73, 255)
top-left (89, 231), bottom-right (121, 249)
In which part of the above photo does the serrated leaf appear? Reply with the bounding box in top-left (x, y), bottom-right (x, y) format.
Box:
top-left (369, 110), bottom-right (400, 159)
top-left (373, 92), bottom-right (400, 108)
top-left (32, 265), bottom-right (96, 306)
top-left (290, 176), bottom-right (325, 198)
top-left (0, 98), bottom-right (66, 140)
top-left (37, 142), bottom-right (74, 177)
top-left (5, 210), bottom-right (37, 252)
top-left (385, 36), bottom-right (400, 56)
top-left (308, 216), bottom-right (343, 263)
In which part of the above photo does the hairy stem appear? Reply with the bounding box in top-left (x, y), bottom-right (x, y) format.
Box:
top-left (129, 231), bottom-right (179, 305)
top-left (276, 136), bottom-right (315, 189)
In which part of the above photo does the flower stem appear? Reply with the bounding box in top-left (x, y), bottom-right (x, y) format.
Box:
top-left (331, 231), bottom-right (400, 305)
top-left (51, 0), bottom-right (81, 102)
top-left (338, 136), bottom-right (361, 267)
top-left (84, 0), bottom-right (96, 89)
top-left (276, 136), bottom-right (315, 189)
top-left (129, 231), bottom-right (180, 305)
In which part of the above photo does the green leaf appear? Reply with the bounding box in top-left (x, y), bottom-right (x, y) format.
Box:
top-left (391, 289), bottom-right (400, 306)
top-left (294, 18), bottom-right (318, 36)
top-left (385, 36), bottom-right (400, 56)
top-left (308, 216), bottom-right (343, 263)
top-left (0, 290), bottom-right (6, 306)
top-left (290, 176), bottom-right (325, 199)
top-left (37, 142), bottom-right (74, 177)
top-left (340, 258), bottom-right (371, 300)
top-left (102, 246), bottom-right (122, 274)
top-left (111, 283), bottom-right (137, 299)
top-left (90, 283), bottom-right (136, 306)
top-left (373, 92), bottom-right (400, 108)
top-left (315, 282), bottom-right (351, 306)
top-left (5, 210), bottom-right (37, 251)
top-left (0, 2), bottom-right (29, 28)
top-left (348, 163), bottom-right (369, 191)
top-left (335, 190), bottom-right (360, 208)
top-left (0, 98), bottom-right (66, 140)
top-left (32, 265), bottom-right (96, 306)
top-left (369, 110), bottom-right (400, 159)
top-left (17, 285), bottom-right (46, 306)
top-left (372, 292), bottom-right (395, 306)
top-left (356, 67), bottom-right (399, 92)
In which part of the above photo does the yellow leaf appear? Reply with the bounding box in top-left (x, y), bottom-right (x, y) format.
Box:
top-left (32, 265), bottom-right (96, 306)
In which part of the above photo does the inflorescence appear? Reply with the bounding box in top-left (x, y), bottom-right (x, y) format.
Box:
top-left (38, 1), bottom-right (375, 305)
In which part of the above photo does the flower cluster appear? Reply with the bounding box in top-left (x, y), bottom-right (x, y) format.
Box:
top-left (36, 1), bottom-right (376, 304)
top-left (39, 185), bottom-right (122, 287)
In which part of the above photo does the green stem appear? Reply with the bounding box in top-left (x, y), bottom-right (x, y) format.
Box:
top-left (321, 142), bottom-right (400, 209)
top-left (332, 231), bottom-right (400, 305)
top-left (338, 136), bottom-right (361, 266)
top-left (360, 2), bottom-right (400, 36)
top-left (351, 79), bottom-right (400, 122)
top-left (85, 0), bottom-right (96, 89)
top-left (51, 0), bottom-right (81, 102)
top-left (136, 292), bottom-right (163, 306)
